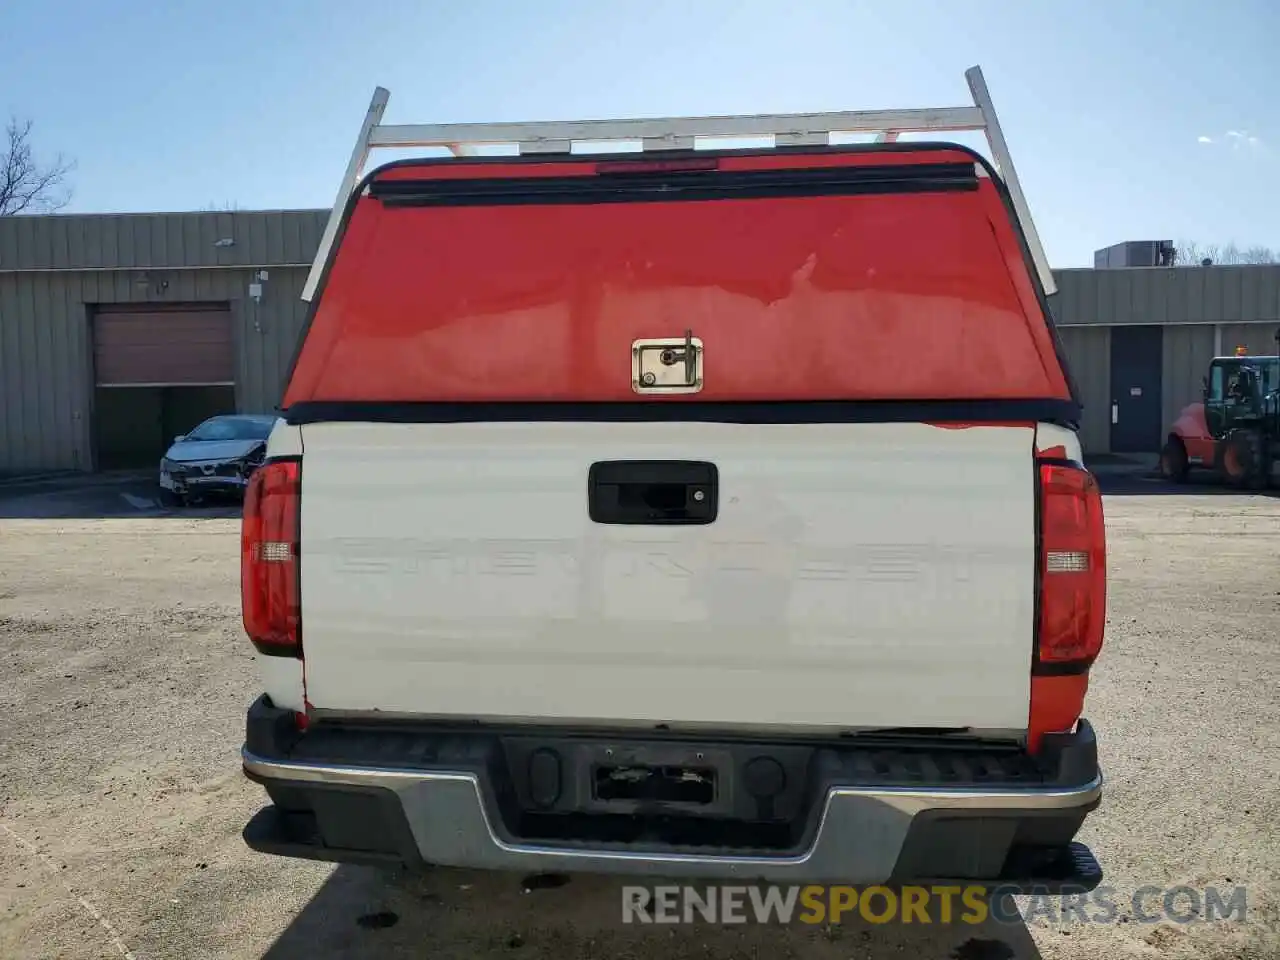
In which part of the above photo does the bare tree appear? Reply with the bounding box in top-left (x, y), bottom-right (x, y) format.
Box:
top-left (0, 117), bottom-right (74, 216)
top-left (1239, 245), bottom-right (1279, 265)
top-left (1174, 240), bottom-right (1278, 266)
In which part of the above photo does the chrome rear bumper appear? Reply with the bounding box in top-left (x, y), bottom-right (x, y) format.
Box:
top-left (245, 748), bottom-right (1100, 881)
top-left (241, 708), bottom-right (1103, 885)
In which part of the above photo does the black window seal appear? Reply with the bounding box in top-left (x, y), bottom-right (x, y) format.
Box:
top-left (282, 398), bottom-right (1081, 427)
top-left (367, 161), bottom-right (979, 207)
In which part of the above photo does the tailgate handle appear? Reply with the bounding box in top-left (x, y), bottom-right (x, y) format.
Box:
top-left (588, 461), bottom-right (718, 525)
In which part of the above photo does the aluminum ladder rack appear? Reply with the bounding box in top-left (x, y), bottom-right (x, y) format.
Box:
top-left (303, 65), bottom-right (1054, 302)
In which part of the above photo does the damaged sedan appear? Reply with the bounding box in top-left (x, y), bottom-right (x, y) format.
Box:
top-left (159, 414), bottom-right (280, 506)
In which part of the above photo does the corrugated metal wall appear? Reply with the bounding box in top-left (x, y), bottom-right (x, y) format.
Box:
top-left (1053, 265), bottom-right (1280, 326)
top-left (1056, 326), bottom-right (1110, 455)
top-left (0, 210), bottom-right (322, 474)
top-left (1056, 322), bottom-right (1268, 455)
top-left (1161, 325), bottom-right (1216, 437)
top-left (0, 210), bottom-right (327, 272)
top-left (1220, 322), bottom-right (1280, 356)
top-left (0, 266), bottom-right (309, 473)
top-left (1050, 265), bottom-right (1280, 455)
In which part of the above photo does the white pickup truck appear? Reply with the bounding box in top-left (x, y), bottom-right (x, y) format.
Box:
top-left (240, 67), bottom-right (1106, 888)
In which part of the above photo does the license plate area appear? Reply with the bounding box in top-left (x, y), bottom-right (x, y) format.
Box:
top-left (581, 744), bottom-right (733, 815)
top-left (594, 763), bottom-right (717, 805)
top-left (500, 738), bottom-right (757, 819)
top-left (497, 735), bottom-right (819, 850)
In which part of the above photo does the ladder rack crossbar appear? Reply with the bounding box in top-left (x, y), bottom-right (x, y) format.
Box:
top-left (366, 106), bottom-right (986, 149)
top-left (302, 67), bottom-right (1055, 301)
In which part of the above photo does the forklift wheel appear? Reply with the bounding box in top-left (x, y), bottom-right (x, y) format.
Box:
top-left (1159, 437), bottom-right (1190, 483)
top-left (1217, 430), bottom-right (1267, 490)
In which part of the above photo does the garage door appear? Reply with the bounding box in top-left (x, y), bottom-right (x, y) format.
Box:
top-left (94, 305), bottom-right (233, 386)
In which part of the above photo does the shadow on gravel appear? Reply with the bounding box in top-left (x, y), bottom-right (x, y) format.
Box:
top-left (1095, 472), bottom-right (1280, 498)
top-left (262, 865), bottom-right (1045, 960)
top-left (0, 473), bottom-right (241, 519)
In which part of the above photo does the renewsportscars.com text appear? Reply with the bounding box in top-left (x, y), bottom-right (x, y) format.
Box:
top-left (621, 885), bottom-right (1248, 926)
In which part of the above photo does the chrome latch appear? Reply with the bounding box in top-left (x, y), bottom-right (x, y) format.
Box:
top-left (632, 330), bottom-right (704, 394)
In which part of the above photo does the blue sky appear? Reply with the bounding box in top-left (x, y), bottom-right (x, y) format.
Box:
top-left (3, 0), bottom-right (1276, 266)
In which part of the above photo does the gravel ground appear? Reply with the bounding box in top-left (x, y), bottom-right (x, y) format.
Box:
top-left (1, 483), bottom-right (1278, 959)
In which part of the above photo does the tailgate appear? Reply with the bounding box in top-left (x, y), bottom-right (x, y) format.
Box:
top-left (299, 419), bottom-right (1035, 733)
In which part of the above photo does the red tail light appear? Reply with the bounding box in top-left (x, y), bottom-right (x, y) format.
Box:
top-left (1028, 459), bottom-right (1106, 753)
top-left (241, 459), bottom-right (301, 656)
top-left (1036, 462), bottom-right (1107, 667)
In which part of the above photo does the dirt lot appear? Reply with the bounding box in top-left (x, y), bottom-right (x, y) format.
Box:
top-left (1, 477), bottom-right (1278, 959)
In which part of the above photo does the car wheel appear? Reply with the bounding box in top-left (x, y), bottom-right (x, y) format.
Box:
top-left (159, 489), bottom-right (188, 508)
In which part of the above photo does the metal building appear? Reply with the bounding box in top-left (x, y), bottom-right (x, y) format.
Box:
top-left (2, 211), bottom-right (1279, 473)
top-left (0, 210), bottom-right (325, 473)
top-left (1053, 264), bottom-right (1280, 455)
